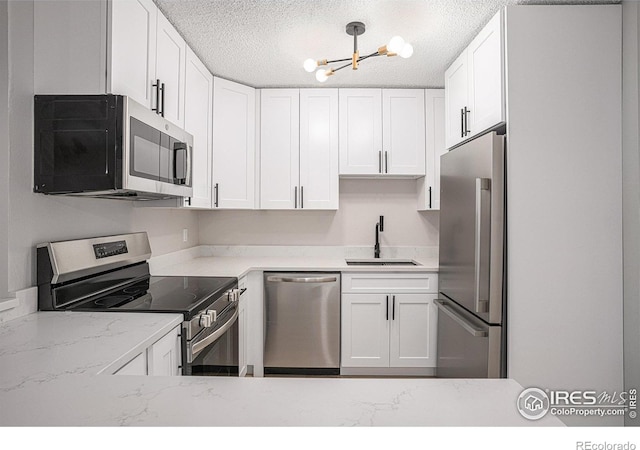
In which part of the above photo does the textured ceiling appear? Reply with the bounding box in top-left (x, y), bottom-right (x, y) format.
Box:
top-left (155, 0), bottom-right (619, 88)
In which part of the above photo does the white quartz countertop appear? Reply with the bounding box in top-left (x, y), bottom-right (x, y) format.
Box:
top-left (0, 310), bottom-right (563, 426)
top-left (152, 255), bottom-right (439, 279)
top-left (0, 311), bottom-right (183, 389)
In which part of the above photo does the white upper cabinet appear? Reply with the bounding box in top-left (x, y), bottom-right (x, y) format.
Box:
top-left (213, 77), bottom-right (256, 209)
top-left (35, 0), bottom-right (187, 126)
top-left (260, 89), bottom-right (300, 209)
top-left (299, 89), bottom-right (339, 210)
top-left (339, 89), bottom-right (383, 175)
top-left (444, 51), bottom-right (469, 149)
top-left (154, 11), bottom-right (187, 127)
top-left (109, 0), bottom-right (157, 109)
top-left (260, 89), bottom-right (338, 210)
top-left (418, 89), bottom-right (446, 211)
top-left (182, 48), bottom-right (213, 209)
top-left (340, 89), bottom-right (425, 176)
top-left (445, 10), bottom-right (505, 149)
top-left (382, 90), bottom-right (426, 175)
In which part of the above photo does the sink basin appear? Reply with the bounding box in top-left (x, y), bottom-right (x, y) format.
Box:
top-left (345, 259), bottom-right (421, 266)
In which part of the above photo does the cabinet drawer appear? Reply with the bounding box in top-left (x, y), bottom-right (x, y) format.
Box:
top-left (341, 273), bottom-right (438, 294)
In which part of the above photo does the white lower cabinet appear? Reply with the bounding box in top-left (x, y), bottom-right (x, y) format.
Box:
top-left (112, 324), bottom-right (182, 376)
top-left (148, 324), bottom-right (182, 376)
top-left (114, 351), bottom-right (148, 376)
top-left (341, 273), bottom-right (438, 372)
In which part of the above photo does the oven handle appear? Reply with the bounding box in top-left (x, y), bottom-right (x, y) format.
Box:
top-left (189, 307), bottom-right (239, 361)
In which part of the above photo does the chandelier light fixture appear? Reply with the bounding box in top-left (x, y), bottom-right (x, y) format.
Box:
top-left (303, 21), bottom-right (413, 82)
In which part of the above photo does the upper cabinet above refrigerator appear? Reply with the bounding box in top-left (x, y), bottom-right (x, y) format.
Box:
top-left (34, 0), bottom-right (187, 128)
top-left (444, 10), bottom-right (505, 149)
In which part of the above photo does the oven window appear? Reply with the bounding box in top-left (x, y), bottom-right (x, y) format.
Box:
top-left (190, 319), bottom-right (239, 376)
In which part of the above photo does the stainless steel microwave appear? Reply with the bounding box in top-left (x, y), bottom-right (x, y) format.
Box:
top-left (34, 94), bottom-right (193, 200)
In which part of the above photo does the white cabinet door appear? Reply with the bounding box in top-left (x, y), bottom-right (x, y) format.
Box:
top-left (389, 294), bottom-right (437, 368)
top-left (182, 48), bottom-right (213, 209)
top-left (149, 326), bottom-right (181, 376)
top-left (155, 12), bottom-right (186, 127)
top-left (213, 77), bottom-right (256, 209)
top-left (339, 89), bottom-right (383, 175)
top-left (114, 352), bottom-right (148, 376)
top-left (382, 90), bottom-right (426, 176)
top-left (260, 89), bottom-right (300, 209)
top-left (467, 10), bottom-right (504, 138)
top-left (444, 50), bottom-right (468, 149)
top-left (341, 294), bottom-right (390, 368)
top-left (299, 89), bottom-right (339, 210)
top-left (110, 0), bottom-right (157, 109)
top-left (418, 89), bottom-right (446, 211)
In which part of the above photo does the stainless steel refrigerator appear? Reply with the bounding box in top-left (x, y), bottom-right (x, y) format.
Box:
top-left (436, 132), bottom-right (506, 378)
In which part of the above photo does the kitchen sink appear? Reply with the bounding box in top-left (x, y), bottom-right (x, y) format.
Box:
top-left (345, 259), bottom-right (421, 266)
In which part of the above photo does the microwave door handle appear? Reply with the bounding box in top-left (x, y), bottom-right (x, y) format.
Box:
top-left (474, 178), bottom-right (491, 314)
top-left (173, 143), bottom-right (188, 184)
top-left (185, 144), bottom-right (192, 186)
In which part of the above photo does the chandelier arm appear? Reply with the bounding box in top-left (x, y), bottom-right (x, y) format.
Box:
top-left (356, 52), bottom-right (383, 63)
top-left (326, 57), bottom-right (352, 64)
top-left (332, 61), bottom-right (354, 73)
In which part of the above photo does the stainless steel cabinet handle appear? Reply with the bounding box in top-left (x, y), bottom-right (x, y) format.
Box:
top-left (474, 178), bottom-right (491, 314)
top-left (190, 307), bottom-right (239, 361)
top-left (300, 186), bottom-right (304, 209)
top-left (435, 299), bottom-right (488, 337)
top-left (160, 82), bottom-right (165, 117)
top-left (385, 151), bottom-right (388, 174)
top-left (294, 186), bottom-right (298, 209)
top-left (266, 276), bottom-right (337, 283)
top-left (214, 183), bottom-right (219, 207)
top-left (428, 186), bottom-right (432, 209)
top-left (379, 151), bottom-right (382, 173)
top-left (460, 108), bottom-right (465, 138)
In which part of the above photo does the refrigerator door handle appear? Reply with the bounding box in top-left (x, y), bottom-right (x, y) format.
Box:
top-left (474, 178), bottom-right (491, 314)
top-left (435, 299), bottom-right (488, 337)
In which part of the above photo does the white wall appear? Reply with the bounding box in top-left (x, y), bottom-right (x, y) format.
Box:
top-left (505, 6), bottom-right (623, 426)
top-left (5, 1), bottom-right (199, 292)
top-left (622, 0), bottom-right (640, 427)
top-left (199, 179), bottom-right (438, 247)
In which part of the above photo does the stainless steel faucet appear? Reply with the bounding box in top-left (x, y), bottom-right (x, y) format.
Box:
top-left (374, 216), bottom-right (384, 258)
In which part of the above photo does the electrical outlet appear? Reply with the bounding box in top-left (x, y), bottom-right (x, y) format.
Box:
top-left (182, 228), bottom-right (188, 243)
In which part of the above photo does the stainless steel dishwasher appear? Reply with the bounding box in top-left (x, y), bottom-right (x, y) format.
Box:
top-left (264, 272), bottom-right (340, 375)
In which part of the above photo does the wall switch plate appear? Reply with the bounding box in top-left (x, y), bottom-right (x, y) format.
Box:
top-left (182, 228), bottom-right (188, 243)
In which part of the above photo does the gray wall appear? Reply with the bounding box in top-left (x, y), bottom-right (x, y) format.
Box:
top-left (4, 1), bottom-right (199, 293)
top-left (622, 0), bottom-right (640, 428)
top-left (1, 0), bottom-right (10, 300)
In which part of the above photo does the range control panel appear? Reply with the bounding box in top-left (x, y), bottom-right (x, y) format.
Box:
top-left (93, 240), bottom-right (129, 259)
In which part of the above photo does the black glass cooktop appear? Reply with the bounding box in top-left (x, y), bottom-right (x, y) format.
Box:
top-left (70, 276), bottom-right (237, 320)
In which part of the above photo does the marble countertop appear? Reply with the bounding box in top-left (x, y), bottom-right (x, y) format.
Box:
top-left (0, 373), bottom-right (562, 426)
top-left (0, 311), bottom-right (183, 389)
top-left (151, 255), bottom-right (439, 279)
top-left (0, 310), bottom-right (563, 426)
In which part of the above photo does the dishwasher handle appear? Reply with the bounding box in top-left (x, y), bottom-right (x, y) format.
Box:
top-left (266, 275), bottom-right (337, 283)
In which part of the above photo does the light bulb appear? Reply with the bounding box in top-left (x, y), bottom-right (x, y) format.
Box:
top-left (315, 69), bottom-right (329, 82)
top-left (388, 36), bottom-right (405, 54)
top-left (303, 58), bottom-right (317, 73)
top-left (399, 43), bottom-right (413, 59)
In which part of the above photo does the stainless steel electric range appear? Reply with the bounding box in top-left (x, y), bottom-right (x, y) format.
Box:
top-left (36, 232), bottom-right (245, 376)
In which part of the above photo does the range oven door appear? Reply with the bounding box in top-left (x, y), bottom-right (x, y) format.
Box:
top-left (183, 304), bottom-right (239, 376)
